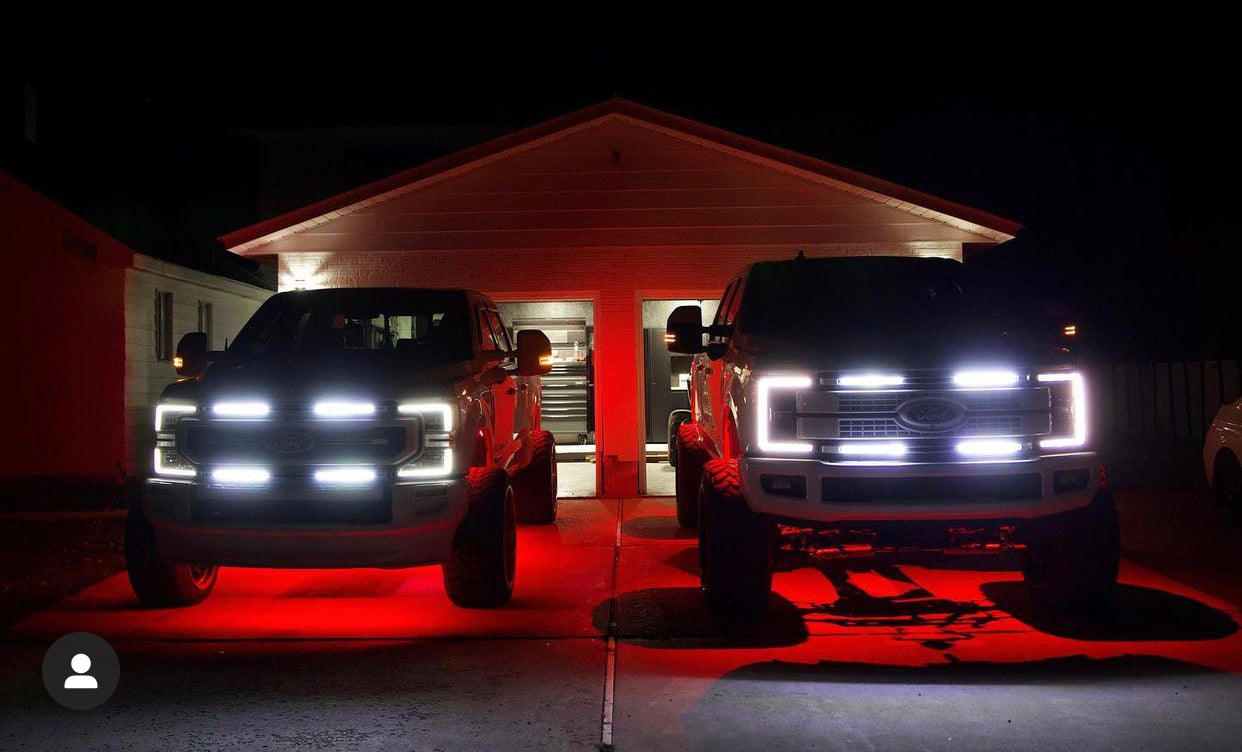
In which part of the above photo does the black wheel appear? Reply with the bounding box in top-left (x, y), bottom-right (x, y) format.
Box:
top-left (1213, 451), bottom-right (1242, 522)
top-left (667, 410), bottom-right (691, 467)
top-left (513, 430), bottom-right (558, 524)
top-left (699, 458), bottom-right (773, 621)
top-left (444, 467), bottom-right (517, 608)
top-left (1022, 489), bottom-right (1120, 612)
top-left (674, 421), bottom-right (707, 528)
top-left (125, 499), bottom-right (217, 607)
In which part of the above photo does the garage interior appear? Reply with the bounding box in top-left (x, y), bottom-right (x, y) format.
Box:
top-left (641, 299), bottom-right (719, 495)
top-left (497, 300), bottom-right (596, 497)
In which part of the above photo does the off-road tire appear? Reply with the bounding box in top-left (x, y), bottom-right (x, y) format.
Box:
top-left (125, 499), bottom-right (218, 607)
top-left (444, 467), bottom-right (517, 608)
top-left (699, 458), bottom-right (773, 621)
top-left (667, 410), bottom-right (691, 467)
top-left (1213, 451), bottom-right (1242, 522)
top-left (1022, 489), bottom-right (1120, 612)
top-left (513, 430), bottom-right (558, 524)
top-left (674, 422), bottom-right (708, 528)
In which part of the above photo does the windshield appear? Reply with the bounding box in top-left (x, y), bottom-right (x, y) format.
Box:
top-left (229, 289), bottom-right (472, 364)
top-left (737, 257), bottom-right (1019, 343)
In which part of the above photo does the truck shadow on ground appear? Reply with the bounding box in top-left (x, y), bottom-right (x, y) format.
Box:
top-left (597, 559), bottom-right (1237, 648)
top-left (622, 515), bottom-right (697, 541)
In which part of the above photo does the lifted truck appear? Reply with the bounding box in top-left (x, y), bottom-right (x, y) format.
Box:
top-left (130, 288), bottom-right (556, 609)
top-left (667, 256), bottom-right (1118, 620)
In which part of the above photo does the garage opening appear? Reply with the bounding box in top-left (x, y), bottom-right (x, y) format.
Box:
top-left (497, 301), bottom-right (596, 498)
top-left (641, 298), bottom-right (720, 495)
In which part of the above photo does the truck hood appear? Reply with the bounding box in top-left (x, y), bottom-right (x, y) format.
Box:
top-left (738, 325), bottom-right (1069, 372)
top-left (164, 356), bottom-right (478, 403)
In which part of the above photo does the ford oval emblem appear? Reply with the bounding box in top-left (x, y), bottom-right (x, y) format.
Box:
top-left (894, 397), bottom-right (968, 433)
top-left (263, 429), bottom-right (317, 454)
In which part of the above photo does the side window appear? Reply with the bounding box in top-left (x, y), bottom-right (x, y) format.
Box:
top-left (712, 281), bottom-right (737, 328)
top-left (154, 290), bottom-right (174, 361)
top-left (474, 305), bottom-right (493, 348)
top-left (486, 311), bottom-right (513, 351)
top-left (723, 277), bottom-right (745, 325)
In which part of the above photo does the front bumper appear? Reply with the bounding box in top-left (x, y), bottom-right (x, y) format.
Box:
top-left (740, 452), bottom-right (1099, 524)
top-left (143, 477), bottom-right (468, 568)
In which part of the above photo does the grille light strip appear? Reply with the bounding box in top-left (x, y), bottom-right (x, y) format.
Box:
top-left (836, 373), bottom-right (904, 388)
top-left (213, 401), bottom-right (270, 418)
top-left (212, 466), bottom-right (271, 485)
top-left (952, 370), bottom-right (1020, 388)
top-left (314, 467), bottom-right (378, 485)
top-left (756, 375), bottom-right (813, 454)
top-left (1037, 372), bottom-right (1087, 449)
top-left (956, 439), bottom-right (1024, 457)
top-left (835, 442), bottom-right (908, 457)
top-left (314, 401), bottom-right (376, 418)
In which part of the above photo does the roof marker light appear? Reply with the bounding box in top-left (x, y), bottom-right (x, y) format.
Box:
top-left (952, 370), bottom-right (1020, 388)
top-left (836, 374), bottom-right (904, 388)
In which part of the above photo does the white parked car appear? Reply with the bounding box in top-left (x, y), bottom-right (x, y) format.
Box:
top-left (1204, 399), bottom-right (1242, 520)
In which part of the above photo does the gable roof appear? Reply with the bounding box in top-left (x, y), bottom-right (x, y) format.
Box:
top-left (221, 98), bottom-right (1020, 254)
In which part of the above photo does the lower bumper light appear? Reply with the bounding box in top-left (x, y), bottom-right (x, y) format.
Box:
top-left (761, 474), bottom-right (807, 499)
top-left (1053, 468), bottom-right (1091, 493)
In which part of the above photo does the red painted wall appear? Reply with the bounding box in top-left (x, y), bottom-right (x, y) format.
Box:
top-left (0, 174), bottom-right (130, 482)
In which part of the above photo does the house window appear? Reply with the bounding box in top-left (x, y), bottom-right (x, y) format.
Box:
top-left (155, 290), bottom-right (175, 361)
top-left (198, 301), bottom-right (214, 349)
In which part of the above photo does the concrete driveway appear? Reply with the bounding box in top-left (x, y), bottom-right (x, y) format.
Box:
top-left (2, 492), bottom-right (1241, 751)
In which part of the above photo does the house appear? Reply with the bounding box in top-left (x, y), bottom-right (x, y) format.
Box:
top-left (0, 171), bottom-right (273, 485)
top-left (220, 99), bottom-right (1020, 497)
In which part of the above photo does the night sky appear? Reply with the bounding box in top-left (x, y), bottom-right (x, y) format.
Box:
top-left (3, 9), bottom-right (1236, 359)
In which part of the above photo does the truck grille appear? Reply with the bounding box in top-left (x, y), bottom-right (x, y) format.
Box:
top-left (180, 421), bottom-right (416, 466)
top-left (767, 369), bottom-right (1060, 461)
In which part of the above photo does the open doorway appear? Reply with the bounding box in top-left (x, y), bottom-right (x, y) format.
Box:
top-left (497, 301), bottom-right (596, 498)
top-left (640, 298), bottom-right (720, 495)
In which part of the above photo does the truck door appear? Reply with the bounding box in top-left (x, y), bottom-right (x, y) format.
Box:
top-left (479, 307), bottom-right (519, 469)
top-left (698, 279), bottom-right (739, 455)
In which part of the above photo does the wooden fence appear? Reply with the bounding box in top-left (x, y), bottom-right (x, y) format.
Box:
top-left (1085, 360), bottom-right (1242, 448)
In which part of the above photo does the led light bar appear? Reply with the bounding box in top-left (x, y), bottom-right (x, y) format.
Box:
top-left (154, 403), bottom-right (196, 431)
top-left (314, 467), bottom-right (377, 485)
top-left (836, 373), bottom-right (904, 388)
top-left (212, 401), bottom-right (270, 418)
top-left (1038, 371), bottom-right (1088, 449)
top-left (836, 442), bottom-right (908, 457)
top-left (956, 439), bottom-right (1024, 457)
top-left (313, 401), bottom-right (376, 418)
top-left (756, 375), bottom-right (813, 454)
top-left (212, 467), bottom-right (271, 485)
top-left (952, 370), bottom-right (1020, 388)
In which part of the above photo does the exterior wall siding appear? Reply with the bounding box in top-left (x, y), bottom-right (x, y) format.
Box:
top-left (122, 255), bottom-right (270, 477)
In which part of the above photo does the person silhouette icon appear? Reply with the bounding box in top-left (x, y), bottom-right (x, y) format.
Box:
top-left (63, 653), bottom-right (98, 689)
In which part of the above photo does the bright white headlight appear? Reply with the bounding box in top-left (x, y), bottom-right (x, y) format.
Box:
top-left (154, 403), bottom-right (196, 431)
top-left (1038, 371), bottom-right (1087, 449)
top-left (756, 375), bottom-right (813, 454)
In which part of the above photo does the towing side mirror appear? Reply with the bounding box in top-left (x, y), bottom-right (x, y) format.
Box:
top-left (665, 305), bottom-right (706, 354)
top-left (174, 332), bottom-right (210, 377)
top-left (516, 329), bottom-right (553, 376)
